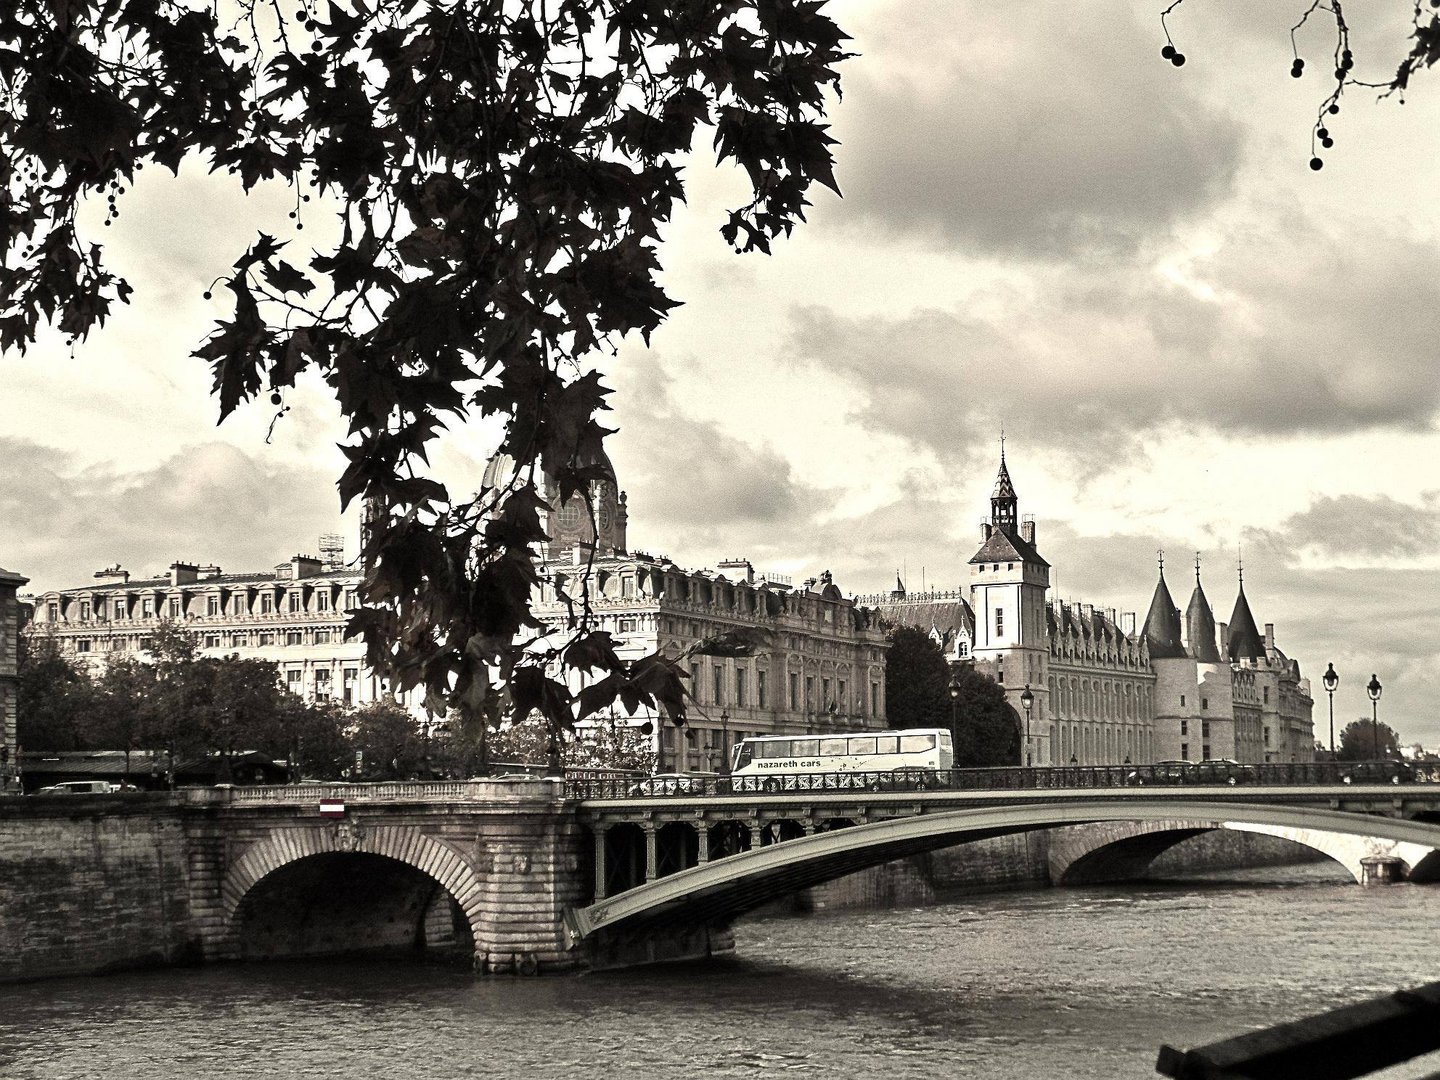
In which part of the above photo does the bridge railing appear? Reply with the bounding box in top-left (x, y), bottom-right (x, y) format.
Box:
top-left (565, 760), bottom-right (1440, 800)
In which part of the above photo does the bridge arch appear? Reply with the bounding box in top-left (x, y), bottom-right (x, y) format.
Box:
top-left (566, 801), bottom-right (1440, 945)
top-left (1048, 820), bottom-right (1440, 886)
top-left (221, 823), bottom-right (486, 956)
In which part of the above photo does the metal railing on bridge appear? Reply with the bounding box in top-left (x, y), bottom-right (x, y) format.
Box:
top-left (564, 759), bottom-right (1440, 800)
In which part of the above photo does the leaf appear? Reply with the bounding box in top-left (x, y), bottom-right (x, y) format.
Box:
top-left (263, 259), bottom-right (315, 296)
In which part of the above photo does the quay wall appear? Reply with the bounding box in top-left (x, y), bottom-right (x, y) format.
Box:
top-left (0, 795), bottom-right (200, 981)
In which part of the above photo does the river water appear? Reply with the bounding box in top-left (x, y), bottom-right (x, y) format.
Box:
top-left (3, 862), bottom-right (1437, 1079)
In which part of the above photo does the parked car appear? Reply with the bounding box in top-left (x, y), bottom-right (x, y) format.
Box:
top-left (626, 772), bottom-right (720, 796)
top-left (34, 781), bottom-right (117, 795)
top-left (1189, 759), bottom-right (1256, 786)
top-left (1341, 760), bottom-right (1414, 785)
top-left (1125, 760), bottom-right (1195, 786)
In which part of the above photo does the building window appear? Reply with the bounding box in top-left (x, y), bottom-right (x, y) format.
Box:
top-left (689, 662), bottom-right (701, 701)
top-left (618, 618), bottom-right (635, 633)
top-left (1263, 686), bottom-right (1269, 704)
top-left (805, 675), bottom-right (814, 711)
top-left (77, 638), bottom-right (91, 653)
top-left (821, 677), bottom-right (830, 708)
top-left (142, 599), bottom-right (153, 618)
top-left (343, 668), bottom-right (358, 706)
top-left (258, 632), bottom-right (275, 646)
top-left (757, 670), bottom-right (767, 709)
top-left (871, 681), bottom-right (879, 717)
top-left (80, 600), bottom-right (91, 620)
top-left (735, 668), bottom-right (747, 708)
top-left (1202, 720), bottom-right (1211, 738)
top-left (956, 639), bottom-right (968, 658)
top-left (713, 665), bottom-right (724, 705)
top-left (288, 593), bottom-right (302, 613)
top-left (1180, 694), bottom-right (1186, 707)
top-left (344, 589), bottom-right (358, 610)
top-left (286, 669), bottom-right (303, 692)
top-left (1180, 720), bottom-right (1188, 737)
top-left (995, 608), bottom-right (1004, 636)
top-left (789, 672), bottom-right (799, 711)
top-left (1201, 697), bottom-right (1208, 710)
top-left (1180, 742), bottom-right (1189, 759)
top-left (316, 591), bottom-right (330, 612)
top-left (315, 669), bottom-right (331, 698)
top-left (837, 679), bottom-right (846, 711)
top-left (1263, 727), bottom-right (1271, 746)
top-left (114, 600), bottom-right (126, 619)
top-left (261, 595), bottom-right (274, 615)
top-left (286, 630), bottom-right (303, 646)
top-left (204, 596), bottom-right (216, 616)
top-left (169, 598), bottom-right (181, 617)
top-left (314, 629), bottom-right (331, 644)
top-left (47, 602), bottom-right (58, 622)
top-left (203, 634), bottom-right (220, 649)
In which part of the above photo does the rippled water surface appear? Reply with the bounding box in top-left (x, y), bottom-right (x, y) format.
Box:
top-left (4, 863), bottom-right (1437, 1079)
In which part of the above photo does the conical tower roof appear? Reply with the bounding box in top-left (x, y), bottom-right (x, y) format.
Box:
top-left (1186, 558), bottom-right (1221, 663)
top-left (1226, 579), bottom-right (1266, 661)
top-left (1142, 559), bottom-right (1187, 659)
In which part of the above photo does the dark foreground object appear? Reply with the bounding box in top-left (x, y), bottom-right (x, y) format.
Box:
top-left (1156, 981), bottom-right (1440, 1078)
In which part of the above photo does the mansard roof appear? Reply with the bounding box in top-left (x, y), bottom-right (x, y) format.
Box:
top-left (1226, 583), bottom-right (1266, 661)
top-left (1185, 577), bottom-right (1222, 663)
top-left (44, 568), bottom-right (358, 595)
top-left (874, 598), bottom-right (975, 640)
top-left (967, 527), bottom-right (1050, 568)
top-left (1142, 571), bottom-right (1187, 659)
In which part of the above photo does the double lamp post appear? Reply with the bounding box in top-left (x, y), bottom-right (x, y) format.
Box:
top-left (1321, 662), bottom-right (1385, 759)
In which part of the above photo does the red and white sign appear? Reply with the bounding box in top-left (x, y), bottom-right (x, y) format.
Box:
top-left (319, 800), bottom-right (346, 817)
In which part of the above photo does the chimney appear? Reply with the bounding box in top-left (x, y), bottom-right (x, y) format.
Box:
top-left (1264, 623), bottom-right (1274, 650)
top-left (1218, 621), bottom-right (1228, 651)
top-left (1121, 612), bottom-right (1137, 636)
top-left (1106, 607), bottom-right (1117, 626)
top-left (197, 564), bottom-right (222, 580)
top-left (169, 562), bottom-right (198, 586)
top-left (980, 521), bottom-right (992, 541)
top-left (93, 565), bottom-right (130, 584)
top-left (717, 558), bottom-right (755, 584)
top-left (291, 554), bottom-right (323, 579)
top-left (1020, 515), bottom-right (1036, 545)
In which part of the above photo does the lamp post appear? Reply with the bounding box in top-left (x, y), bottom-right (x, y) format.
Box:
top-left (719, 710), bottom-right (730, 774)
top-left (1322, 663), bottom-right (1339, 758)
top-left (947, 675), bottom-right (961, 751)
top-left (1020, 683), bottom-right (1034, 768)
top-left (1366, 673), bottom-right (1383, 759)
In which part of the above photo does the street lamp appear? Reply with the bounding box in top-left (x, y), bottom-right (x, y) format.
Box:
top-left (1322, 662), bottom-right (1339, 758)
top-left (1366, 673), bottom-right (1383, 759)
top-left (947, 675), bottom-right (961, 751)
top-left (1020, 683), bottom-right (1034, 768)
top-left (719, 710), bottom-right (730, 774)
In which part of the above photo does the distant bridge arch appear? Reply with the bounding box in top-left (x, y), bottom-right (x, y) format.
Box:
top-left (1048, 819), bottom-right (1440, 885)
top-left (565, 801), bottom-right (1440, 946)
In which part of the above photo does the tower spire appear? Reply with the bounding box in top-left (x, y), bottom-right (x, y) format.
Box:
top-left (990, 440), bottom-right (1018, 530)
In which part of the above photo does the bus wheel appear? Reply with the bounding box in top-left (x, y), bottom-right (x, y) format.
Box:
top-left (762, 777), bottom-right (780, 793)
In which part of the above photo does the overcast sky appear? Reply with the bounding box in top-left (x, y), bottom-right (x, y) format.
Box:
top-left (3, 1), bottom-right (1437, 747)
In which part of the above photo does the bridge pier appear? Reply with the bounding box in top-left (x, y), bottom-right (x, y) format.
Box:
top-left (1359, 855), bottom-right (1407, 886)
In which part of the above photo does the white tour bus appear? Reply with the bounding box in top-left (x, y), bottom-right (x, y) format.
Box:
top-left (730, 729), bottom-right (953, 790)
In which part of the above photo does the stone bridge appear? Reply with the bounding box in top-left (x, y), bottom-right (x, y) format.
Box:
top-left (3, 778), bottom-right (1439, 980)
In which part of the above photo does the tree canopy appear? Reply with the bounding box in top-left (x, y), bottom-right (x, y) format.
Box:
top-left (1, 0), bottom-right (849, 751)
top-left (1337, 717), bottom-right (1401, 761)
top-left (882, 626), bottom-right (1018, 767)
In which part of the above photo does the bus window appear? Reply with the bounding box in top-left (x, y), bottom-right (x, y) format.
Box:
top-left (793, 738), bottom-right (819, 758)
top-left (848, 736), bottom-right (877, 755)
top-left (875, 735), bottom-right (899, 754)
top-left (759, 740), bottom-right (791, 759)
top-left (900, 734), bottom-right (936, 753)
top-left (734, 743), bottom-right (754, 769)
top-left (819, 738), bottom-right (847, 756)
top-left (939, 731), bottom-right (953, 748)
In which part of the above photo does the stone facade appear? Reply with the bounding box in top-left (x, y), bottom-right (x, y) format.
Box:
top-left (0, 566), bottom-right (27, 793)
top-left (864, 452), bottom-right (1312, 767)
top-left (532, 553), bottom-right (889, 773)
top-left (23, 553), bottom-right (409, 709)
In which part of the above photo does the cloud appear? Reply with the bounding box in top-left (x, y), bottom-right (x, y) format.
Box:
top-left (824, 0), bottom-right (1243, 259)
top-left (1269, 493), bottom-right (1440, 563)
top-left (1, 438), bottom-right (351, 592)
top-left (782, 210), bottom-right (1440, 469)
